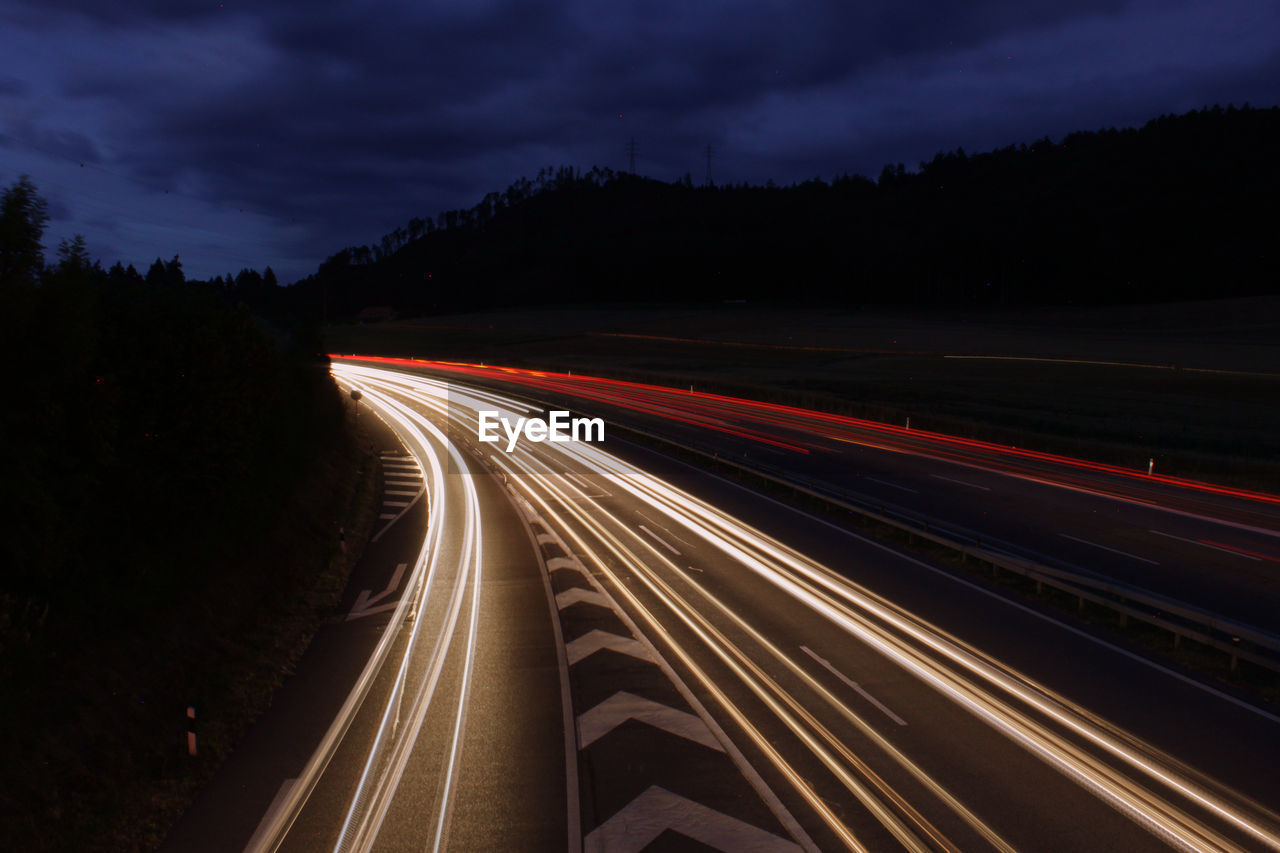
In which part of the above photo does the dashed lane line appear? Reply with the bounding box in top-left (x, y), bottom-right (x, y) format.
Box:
top-left (801, 646), bottom-right (907, 727)
top-left (930, 473), bottom-right (991, 492)
top-left (1059, 533), bottom-right (1160, 565)
top-left (638, 524), bottom-right (681, 556)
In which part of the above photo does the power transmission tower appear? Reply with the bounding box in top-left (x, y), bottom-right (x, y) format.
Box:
top-left (705, 144), bottom-right (715, 186)
top-left (626, 137), bottom-right (637, 174)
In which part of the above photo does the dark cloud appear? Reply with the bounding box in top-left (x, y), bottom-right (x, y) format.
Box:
top-left (1, 0), bottom-right (1276, 283)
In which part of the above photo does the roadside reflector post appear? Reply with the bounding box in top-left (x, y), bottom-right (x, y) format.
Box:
top-left (350, 388), bottom-right (363, 425)
top-left (1147, 458), bottom-right (1154, 475)
top-left (186, 706), bottom-right (197, 757)
top-left (906, 417), bottom-right (910, 430)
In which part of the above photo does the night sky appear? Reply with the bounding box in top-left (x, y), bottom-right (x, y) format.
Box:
top-left (2, 0), bottom-right (1277, 284)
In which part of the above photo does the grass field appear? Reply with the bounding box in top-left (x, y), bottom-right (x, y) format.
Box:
top-left (325, 296), bottom-right (1280, 493)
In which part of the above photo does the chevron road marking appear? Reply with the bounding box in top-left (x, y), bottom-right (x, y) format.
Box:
top-left (556, 587), bottom-right (611, 610)
top-left (546, 556), bottom-right (584, 573)
top-left (585, 786), bottom-right (802, 853)
top-left (565, 629), bottom-right (652, 665)
top-left (577, 691), bottom-right (722, 751)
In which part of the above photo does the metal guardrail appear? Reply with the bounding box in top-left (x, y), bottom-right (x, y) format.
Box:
top-left (423, 369), bottom-right (1280, 677)
top-left (607, 421), bottom-right (1280, 677)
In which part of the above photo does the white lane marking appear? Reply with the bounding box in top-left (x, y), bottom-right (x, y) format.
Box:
top-left (865, 476), bottom-right (919, 494)
top-left (536, 533), bottom-right (560, 546)
top-left (344, 601), bottom-right (399, 621)
top-left (385, 478), bottom-right (421, 485)
top-left (800, 646), bottom-right (907, 726)
top-left (636, 510), bottom-right (697, 548)
top-left (1059, 533), bottom-right (1159, 565)
top-left (382, 461), bottom-right (419, 469)
top-left (1149, 529), bottom-right (1262, 561)
top-left (639, 524), bottom-right (681, 556)
top-left (348, 563), bottom-right (407, 620)
top-left (556, 587), bottom-right (610, 610)
top-left (383, 500), bottom-right (411, 508)
top-left (634, 443), bottom-right (1280, 726)
top-left (585, 786), bottom-right (802, 853)
top-left (546, 556), bottom-right (584, 573)
top-left (378, 513), bottom-right (398, 519)
top-left (385, 489), bottom-right (419, 496)
top-left (577, 692), bottom-right (724, 751)
top-left (930, 473), bottom-right (991, 492)
top-left (243, 778), bottom-right (297, 853)
top-left (563, 470), bottom-right (592, 488)
top-left (565, 629), bottom-right (652, 665)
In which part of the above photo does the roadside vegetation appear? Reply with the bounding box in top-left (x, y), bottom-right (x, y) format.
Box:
top-left (0, 177), bottom-right (373, 851)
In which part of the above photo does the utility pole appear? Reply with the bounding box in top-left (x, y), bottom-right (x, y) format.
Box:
top-left (626, 137), bottom-right (637, 174)
top-left (705, 144), bottom-right (714, 186)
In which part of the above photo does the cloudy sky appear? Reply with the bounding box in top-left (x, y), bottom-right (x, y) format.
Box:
top-left (2, 0), bottom-right (1277, 284)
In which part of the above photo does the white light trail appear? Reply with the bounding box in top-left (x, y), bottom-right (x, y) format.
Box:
top-left (334, 363), bottom-right (1280, 853)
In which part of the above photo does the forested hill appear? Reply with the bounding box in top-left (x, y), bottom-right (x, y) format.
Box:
top-left (294, 104), bottom-right (1279, 317)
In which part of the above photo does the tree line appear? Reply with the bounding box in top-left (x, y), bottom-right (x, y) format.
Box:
top-left (289, 103), bottom-right (1278, 318)
top-left (0, 176), bottom-right (340, 665)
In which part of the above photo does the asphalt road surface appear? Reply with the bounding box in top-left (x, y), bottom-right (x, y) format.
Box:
top-left (202, 360), bottom-right (1273, 853)
top-left (165, 360), bottom-right (1280, 852)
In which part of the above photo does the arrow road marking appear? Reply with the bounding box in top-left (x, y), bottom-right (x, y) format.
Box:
top-left (577, 692), bottom-right (722, 751)
top-left (585, 786), bottom-right (802, 853)
top-left (565, 629), bottom-right (652, 665)
top-left (347, 563), bottom-right (407, 621)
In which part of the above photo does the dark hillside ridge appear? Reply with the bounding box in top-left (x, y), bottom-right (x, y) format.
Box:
top-left (292, 104), bottom-right (1278, 317)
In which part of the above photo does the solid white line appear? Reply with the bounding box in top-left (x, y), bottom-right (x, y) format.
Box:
top-left (1149, 529), bottom-right (1262, 561)
top-left (639, 524), bottom-right (681, 556)
top-left (800, 646), bottom-right (907, 726)
top-left (930, 473), bottom-right (991, 492)
top-left (865, 476), bottom-right (918, 494)
top-left (632, 441), bottom-right (1280, 726)
top-left (1059, 533), bottom-right (1159, 565)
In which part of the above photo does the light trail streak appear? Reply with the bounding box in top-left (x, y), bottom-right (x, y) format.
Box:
top-left (325, 369), bottom-right (485, 853)
top-left (332, 355), bottom-right (1280, 511)
top-left (337, 363), bottom-right (1280, 853)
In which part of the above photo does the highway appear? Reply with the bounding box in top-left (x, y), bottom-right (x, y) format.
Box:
top-left (337, 357), bottom-right (1280, 633)
top-left (227, 359), bottom-right (1280, 852)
